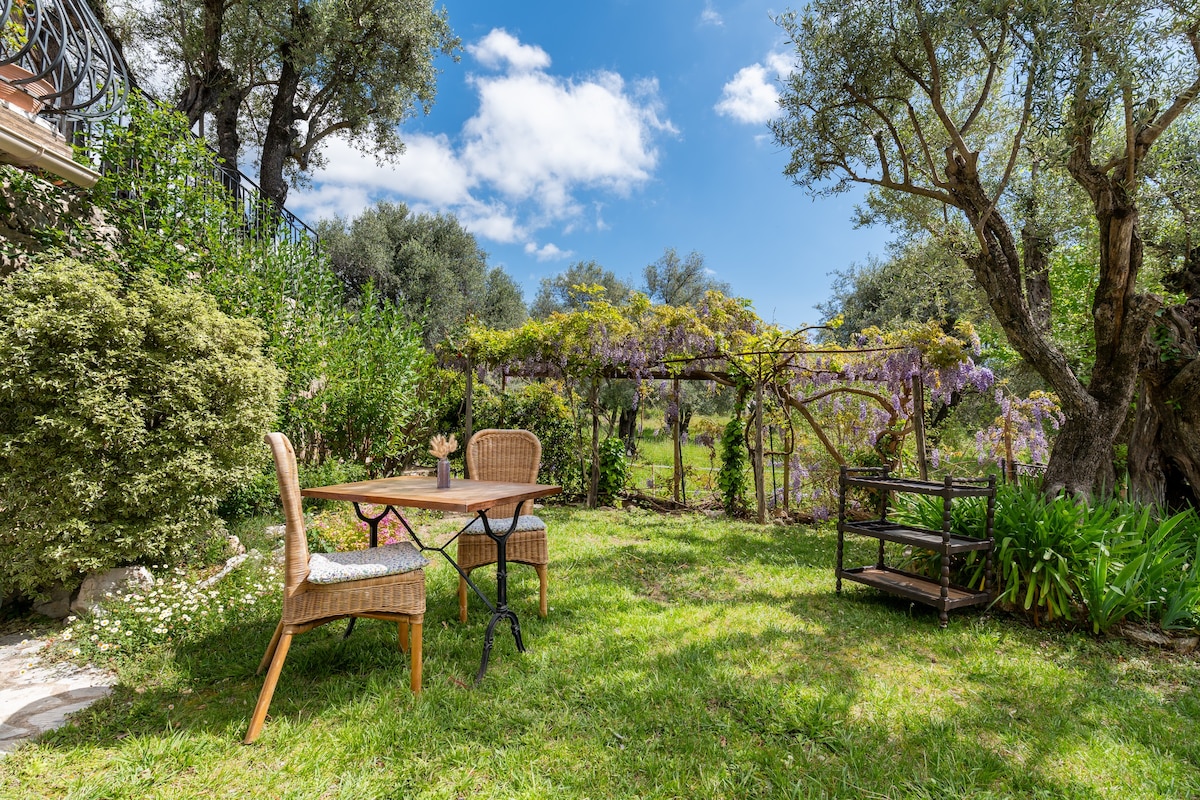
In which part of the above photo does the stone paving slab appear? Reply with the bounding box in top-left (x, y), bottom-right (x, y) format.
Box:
top-left (0, 633), bottom-right (115, 755)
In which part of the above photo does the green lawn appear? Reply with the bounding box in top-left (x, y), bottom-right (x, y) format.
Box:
top-left (3, 508), bottom-right (1199, 799)
top-left (629, 433), bottom-right (723, 502)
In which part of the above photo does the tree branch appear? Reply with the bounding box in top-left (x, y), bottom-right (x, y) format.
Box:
top-left (1131, 30), bottom-right (1200, 156)
top-left (960, 19), bottom-right (1007, 135)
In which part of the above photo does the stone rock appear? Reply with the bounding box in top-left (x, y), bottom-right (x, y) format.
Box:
top-left (70, 567), bottom-right (154, 615)
top-left (197, 553), bottom-right (249, 589)
top-left (1119, 623), bottom-right (1200, 653)
top-left (33, 586), bottom-right (74, 620)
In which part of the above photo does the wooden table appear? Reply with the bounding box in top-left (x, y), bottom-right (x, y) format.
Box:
top-left (301, 476), bottom-right (561, 682)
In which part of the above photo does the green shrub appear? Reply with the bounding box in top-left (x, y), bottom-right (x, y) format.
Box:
top-left (718, 415), bottom-right (750, 515)
top-left (218, 469), bottom-right (281, 520)
top-left (283, 284), bottom-right (435, 475)
top-left (597, 437), bottom-right (629, 503)
top-left (0, 259), bottom-right (283, 598)
top-left (1079, 508), bottom-right (1200, 634)
top-left (894, 485), bottom-right (1200, 633)
top-left (474, 380), bottom-right (579, 496)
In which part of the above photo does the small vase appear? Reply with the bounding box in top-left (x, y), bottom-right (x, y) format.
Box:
top-left (437, 458), bottom-right (450, 489)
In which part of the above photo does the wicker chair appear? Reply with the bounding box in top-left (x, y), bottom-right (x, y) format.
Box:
top-left (245, 432), bottom-right (428, 744)
top-left (457, 429), bottom-right (548, 622)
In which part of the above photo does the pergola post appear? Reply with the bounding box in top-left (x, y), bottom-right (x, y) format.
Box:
top-left (672, 378), bottom-right (683, 503)
top-left (754, 376), bottom-right (766, 524)
top-left (464, 359), bottom-right (474, 478)
top-left (912, 371), bottom-right (928, 480)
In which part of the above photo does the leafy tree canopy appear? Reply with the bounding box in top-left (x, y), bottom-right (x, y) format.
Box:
top-left (531, 260), bottom-right (632, 319)
top-left (120, 0), bottom-right (459, 208)
top-left (771, 0), bottom-right (1200, 499)
top-left (818, 237), bottom-right (988, 344)
top-left (319, 202), bottom-right (527, 347)
top-left (643, 247), bottom-right (732, 307)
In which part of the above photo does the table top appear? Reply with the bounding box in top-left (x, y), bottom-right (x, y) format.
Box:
top-left (300, 476), bottom-right (562, 514)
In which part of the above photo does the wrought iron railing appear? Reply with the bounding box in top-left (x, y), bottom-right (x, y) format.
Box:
top-left (207, 156), bottom-right (322, 253)
top-left (0, 0), bottom-right (128, 119)
top-left (1, 0), bottom-right (318, 254)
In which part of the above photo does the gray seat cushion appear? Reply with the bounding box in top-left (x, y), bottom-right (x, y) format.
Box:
top-left (307, 542), bottom-right (430, 585)
top-left (462, 514), bottom-right (546, 535)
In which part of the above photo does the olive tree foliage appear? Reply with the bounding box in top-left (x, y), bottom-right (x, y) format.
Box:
top-left (0, 260), bottom-right (283, 598)
top-left (818, 237), bottom-right (988, 342)
top-left (531, 260), bottom-right (632, 319)
top-left (643, 248), bottom-right (731, 307)
top-left (121, 0), bottom-right (459, 209)
top-left (771, 0), bottom-right (1200, 501)
top-left (318, 202), bottom-right (527, 347)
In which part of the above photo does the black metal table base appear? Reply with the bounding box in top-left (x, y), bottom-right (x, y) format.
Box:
top-left (348, 502), bottom-right (525, 683)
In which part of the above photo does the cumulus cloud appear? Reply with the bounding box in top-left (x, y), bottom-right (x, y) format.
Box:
top-left (715, 53), bottom-right (792, 125)
top-left (462, 69), bottom-right (673, 218)
top-left (457, 201), bottom-right (526, 244)
top-left (288, 134), bottom-right (472, 220)
top-left (294, 28), bottom-right (673, 252)
top-left (524, 242), bottom-right (572, 261)
top-left (468, 28), bottom-right (551, 72)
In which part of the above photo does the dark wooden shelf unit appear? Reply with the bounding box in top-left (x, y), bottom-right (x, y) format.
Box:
top-left (836, 465), bottom-right (997, 627)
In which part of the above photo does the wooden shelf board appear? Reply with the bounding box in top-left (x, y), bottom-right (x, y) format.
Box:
top-left (842, 475), bottom-right (995, 497)
top-left (840, 520), bottom-right (993, 553)
top-left (838, 565), bottom-right (990, 610)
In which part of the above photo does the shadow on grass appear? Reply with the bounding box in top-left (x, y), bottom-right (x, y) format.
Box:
top-left (17, 510), bottom-right (1200, 798)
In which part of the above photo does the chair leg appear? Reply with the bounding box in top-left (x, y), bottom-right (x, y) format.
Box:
top-left (244, 632), bottom-right (293, 744)
top-left (536, 564), bottom-right (548, 618)
top-left (256, 619), bottom-right (285, 675)
top-left (458, 572), bottom-right (470, 623)
top-left (410, 621), bottom-right (423, 693)
top-left (398, 620), bottom-right (410, 653)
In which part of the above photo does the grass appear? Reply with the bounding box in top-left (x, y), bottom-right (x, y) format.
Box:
top-left (3, 507), bottom-right (1200, 798)
top-left (629, 433), bottom-right (723, 502)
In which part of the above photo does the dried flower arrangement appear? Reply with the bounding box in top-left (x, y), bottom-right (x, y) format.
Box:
top-left (430, 434), bottom-right (457, 459)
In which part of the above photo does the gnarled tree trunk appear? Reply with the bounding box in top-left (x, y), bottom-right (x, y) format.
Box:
top-left (1129, 299), bottom-right (1200, 508)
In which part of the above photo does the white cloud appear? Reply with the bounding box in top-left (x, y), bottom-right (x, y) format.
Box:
top-left (457, 201), bottom-right (526, 244)
top-left (715, 53), bottom-right (792, 125)
top-left (462, 68), bottom-right (674, 218)
top-left (288, 134), bottom-right (472, 220)
top-left (294, 29), bottom-right (673, 254)
top-left (700, 3), bottom-right (724, 26)
top-left (288, 182), bottom-right (374, 223)
top-left (468, 28), bottom-right (551, 72)
top-left (524, 242), bottom-right (572, 261)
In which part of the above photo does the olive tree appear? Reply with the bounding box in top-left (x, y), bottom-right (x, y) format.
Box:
top-left (124, 0), bottom-right (459, 209)
top-left (772, 0), bottom-right (1200, 500)
top-left (318, 202), bottom-right (527, 346)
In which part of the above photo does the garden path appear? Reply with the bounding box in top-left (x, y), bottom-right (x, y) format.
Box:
top-left (0, 633), bottom-right (114, 756)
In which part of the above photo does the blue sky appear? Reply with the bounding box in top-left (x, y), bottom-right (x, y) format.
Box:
top-left (288, 0), bottom-right (894, 330)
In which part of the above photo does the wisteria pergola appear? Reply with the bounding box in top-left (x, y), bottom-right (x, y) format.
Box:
top-left (449, 292), bottom-right (995, 523)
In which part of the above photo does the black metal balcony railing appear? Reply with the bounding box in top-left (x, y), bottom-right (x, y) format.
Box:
top-left (0, 0), bottom-right (128, 119)
top-left (1, 0), bottom-right (318, 252)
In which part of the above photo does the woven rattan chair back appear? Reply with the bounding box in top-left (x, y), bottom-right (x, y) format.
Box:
top-left (457, 428), bottom-right (549, 622)
top-left (465, 428), bottom-right (542, 519)
top-left (245, 432), bottom-right (425, 744)
top-left (266, 432), bottom-right (312, 599)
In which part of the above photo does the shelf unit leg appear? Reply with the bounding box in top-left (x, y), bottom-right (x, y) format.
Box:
top-left (836, 466), bottom-right (848, 593)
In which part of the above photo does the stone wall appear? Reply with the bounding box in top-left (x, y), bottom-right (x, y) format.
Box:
top-left (0, 164), bottom-right (117, 276)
